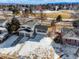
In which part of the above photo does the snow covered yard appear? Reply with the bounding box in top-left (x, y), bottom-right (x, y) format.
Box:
top-left (18, 37), bottom-right (59, 59)
top-left (52, 42), bottom-right (79, 59)
top-left (0, 33), bottom-right (78, 59)
top-left (0, 34), bottom-right (60, 59)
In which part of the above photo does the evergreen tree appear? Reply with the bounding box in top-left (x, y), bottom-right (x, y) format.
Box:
top-left (73, 20), bottom-right (79, 28)
top-left (54, 33), bottom-right (63, 44)
top-left (56, 15), bottom-right (62, 22)
top-left (6, 17), bottom-right (20, 34)
top-left (11, 17), bottom-right (20, 33)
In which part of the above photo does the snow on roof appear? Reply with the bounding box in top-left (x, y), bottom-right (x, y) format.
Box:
top-left (0, 33), bottom-right (7, 40)
top-left (0, 20), bottom-right (5, 24)
top-left (0, 20), bottom-right (7, 27)
top-left (27, 20), bottom-right (37, 27)
top-left (62, 30), bottom-right (79, 40)
top-left (22, 20), bottom-right (38, 30)
top-left (61, 28), bottom-right (72, 35)
top-left (0, 27), bottom-right (7, 31)
top-left (56, 21), bottom-right (73, 25)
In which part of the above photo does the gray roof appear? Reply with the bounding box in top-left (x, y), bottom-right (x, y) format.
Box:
top-left (62, 28), bottom-right (79, 40)
top-left (35, 25), bottom-right (48, 33)
top-left (0, 19), bottom-right (6, 26)
top-left (23, 20), bottom-right (38, 28)
top-left (61, 28), bottom-right (72, 35)
top-left (0, 19), bottom-right (5, 23)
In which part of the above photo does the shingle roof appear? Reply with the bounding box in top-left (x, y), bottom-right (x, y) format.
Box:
top-left (35, 25), bottom-right (48, 33)
top-left (62, 29), bottom-right (79, 40)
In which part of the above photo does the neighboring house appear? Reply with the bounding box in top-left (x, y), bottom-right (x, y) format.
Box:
top-left (0, 19), bottom-right (8, 27)
top-left (55, 21), bottom-right (73, 33)
top-left (19, 28), bottom-right (34, 37)
top-left (19, 20), bottom-right (39, 37)
top-left (21, 20), bottom-right (39, 31)
top-left (62, 28), bottom-right (79, 46)
top-left (0, 27), bottom-right (8, 42)
top-left (61, 28), bottom-right (72, 35)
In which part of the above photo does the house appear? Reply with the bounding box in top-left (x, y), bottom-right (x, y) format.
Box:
top-left (62, 28), bottom-right (79, 46)
top-left (0, 19), bottom-right (8, 27)
top-left (55, 21), bottom-right (73, 33)
top-left (19, 20), bottom-right (39, 37)
top-left (0, 27), bottom-right (8, 42)
top-left (19, 28), bottom-right (34, 37)
top-left (21, 20), bottom-right (39, 31)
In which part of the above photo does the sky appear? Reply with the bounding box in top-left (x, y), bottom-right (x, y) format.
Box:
top-left (0, 0), bottom-right (79, 5)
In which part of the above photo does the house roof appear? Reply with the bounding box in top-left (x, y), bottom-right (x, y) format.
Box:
top-left (22, 20), bottom-right (38, 30)
top-left (56, 21), bottom-right (72, 24)
top-left (61, 28), bottom-right (72, 35)
top-left (35, 25), bottom-right (48, 32)
top-left (62, 29), bottom-right (79, 40)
